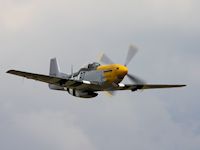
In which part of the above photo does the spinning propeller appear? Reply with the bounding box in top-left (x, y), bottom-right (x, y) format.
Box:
top-left (99, 45), bottom-right (146, 85)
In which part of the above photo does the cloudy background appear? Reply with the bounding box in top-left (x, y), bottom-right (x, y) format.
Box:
top-left (0, 0), bottom-right (200, 149)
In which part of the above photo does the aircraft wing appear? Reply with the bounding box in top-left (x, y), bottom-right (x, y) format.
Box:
top-left (7, 70), bottom-right (186, 92)
top-left (115, 84), bottom-right (186, 91)
top-left (7, 70), bottom-right (102, 91)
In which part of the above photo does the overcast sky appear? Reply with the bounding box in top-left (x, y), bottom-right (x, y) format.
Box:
top-left (0, 0), bottom-right (200, 150)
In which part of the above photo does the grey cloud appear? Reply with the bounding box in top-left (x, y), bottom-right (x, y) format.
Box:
top-left (0, 103), bottom-right (96, 150)
top-left (0, 0), bottom-right (200, 150)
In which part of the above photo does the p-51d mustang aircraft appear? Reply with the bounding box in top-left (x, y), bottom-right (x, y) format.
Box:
top-left (7, 45), bottom-right (186, 98)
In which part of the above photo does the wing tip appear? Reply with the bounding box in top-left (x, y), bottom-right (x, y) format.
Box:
top-left (180, 84), bottom-right (187, 87)
top-left (174, 84), bottom-right (186, 87)
top-left (6, 70), bottom-right (14, 74)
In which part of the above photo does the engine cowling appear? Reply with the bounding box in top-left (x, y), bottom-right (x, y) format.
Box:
top-left (66, 88), bottom-right (98, 98)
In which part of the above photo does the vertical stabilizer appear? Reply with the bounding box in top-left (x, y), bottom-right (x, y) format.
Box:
top-left (49, 58), bottom-right (66, 90)
top-left (49, 58), bottom-right (60, 76)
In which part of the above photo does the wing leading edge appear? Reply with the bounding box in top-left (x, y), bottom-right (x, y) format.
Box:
top-left (7, 70), bottom-right (186, 92)
top-left (6, 70), bottom-right (102, 91)
top-left (115, 84), bottom-right (186, 91)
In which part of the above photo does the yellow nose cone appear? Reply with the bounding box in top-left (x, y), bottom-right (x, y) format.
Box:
top-left (116, 64), bottom-right (128, 77)
top-left (121, 66), bottom-right (128, 74)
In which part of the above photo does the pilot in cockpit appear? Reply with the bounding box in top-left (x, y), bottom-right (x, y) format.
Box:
top-left (87, 62), bottom-right (101, 70)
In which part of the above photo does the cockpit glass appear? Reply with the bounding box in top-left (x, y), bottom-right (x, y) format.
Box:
top-left (87, 62), bottom-right (101, 69)
top-left (82, 62), bottom-right (101, 70)
top-left (93, 62), bottom-right (100, 67)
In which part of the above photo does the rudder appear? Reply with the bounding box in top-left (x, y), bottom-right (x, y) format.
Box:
top-left (49, 58), bottom-right (60, 76)
top-left (49, 58), bottom-right (65, 90)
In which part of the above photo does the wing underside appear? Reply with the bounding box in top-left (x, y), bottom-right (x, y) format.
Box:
top-left (115, 84), bottom-right (186, 91)
top-left (7, 70), bottom-right (186, 92)
top-left (7, 70), bottom-right (102, 91)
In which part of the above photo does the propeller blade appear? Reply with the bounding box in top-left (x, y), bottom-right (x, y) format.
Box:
top-left (105, 91), bottom-right (116, 96)
top-left (99, 53), bottom-right (114, 64)
top-left (127, 73), bottom-right (146, 84)
top-left (124, 45), bottom-right (138, 66)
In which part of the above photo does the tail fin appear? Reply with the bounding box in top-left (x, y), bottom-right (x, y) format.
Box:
top-left (49, 58), bottom-right (60, 76)
top-left (49, 58), bottom-right (65, 90)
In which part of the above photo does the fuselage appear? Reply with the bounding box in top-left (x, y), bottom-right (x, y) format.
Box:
top-left (74, 63), bottom-right (128, 85)
top-left (62, 63), bottom-right (129, 98)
